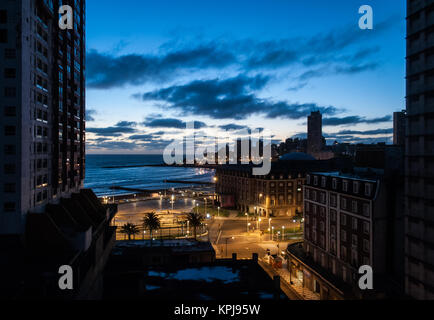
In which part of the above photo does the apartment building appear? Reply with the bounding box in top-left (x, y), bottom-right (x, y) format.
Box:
top-left (286, 168), bottom-right (404, 299)
top-left (0, 0), bottom-right (86, 235)
top-left (405, 0), bottom-right (434, 299)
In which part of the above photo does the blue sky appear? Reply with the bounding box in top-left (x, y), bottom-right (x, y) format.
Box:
top-left (85, 0), bottom-right (406, 154)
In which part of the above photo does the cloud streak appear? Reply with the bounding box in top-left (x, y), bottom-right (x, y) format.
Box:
top-left (134, 75), bottom-right (340, 120)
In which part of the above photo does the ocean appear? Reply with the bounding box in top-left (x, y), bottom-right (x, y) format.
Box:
top-left (84, 154), bottom-right (215, 197)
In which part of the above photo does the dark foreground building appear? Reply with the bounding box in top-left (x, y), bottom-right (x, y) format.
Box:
top-left (0, 1), bottom-right (117, 299)
top-left (405, 0), bottom-right (434, 299)
top-left (286, 148), bottom-right (405, 299)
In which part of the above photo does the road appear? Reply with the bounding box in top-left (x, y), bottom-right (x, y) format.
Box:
top-left (206, 217), bottom-right (302, 259)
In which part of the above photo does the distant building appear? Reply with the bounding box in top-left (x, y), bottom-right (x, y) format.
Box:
top-left (405, 0), bottom-right (434, 299)
top-left (215, 154), bottom-right (352, 218)
top-left (307, 111), bottom-right (323, 156)
top-left (287, 165), bottom-right (405, 299)
top-left (393, 111), bottom-right (406, 146)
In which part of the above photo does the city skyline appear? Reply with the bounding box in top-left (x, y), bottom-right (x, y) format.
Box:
top-left (85, 0), bottom-right (406, 154)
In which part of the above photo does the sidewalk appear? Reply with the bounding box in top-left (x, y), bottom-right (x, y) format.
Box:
top-left (259, 257), bottom-right (320, 300)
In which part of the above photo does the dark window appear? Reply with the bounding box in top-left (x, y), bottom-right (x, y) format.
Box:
top-left (4, 164), bottom-right (16, 174)
top-left (4, 48), bottom-right (16, 59)
top-left (4, 68), bottom-right (16, 78)
top-left (4, 202), bottom-right (16, 212)
top-left (4, 87), bottom-right (16, 97)
top-left (4, 183), bottom-right (16, 193)
top-left (4, 106), bottom-right (16, 117)
top-left (0, 29), bottom-right (7, 43)
top-left (4, 126), bottom-right (16, 136)
top-left (4, 145), bottom-right (16, 155)
top-left (0, 10), bottom-right (6, 24)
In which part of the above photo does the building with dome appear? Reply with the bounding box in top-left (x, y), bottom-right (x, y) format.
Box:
top-left (215, 154), bottom-right (351, 218)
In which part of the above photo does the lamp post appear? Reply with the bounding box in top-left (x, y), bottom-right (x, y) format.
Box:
top-left (293, 219), bottom-right (297, 233)
top-left (282, 226), bottom-right (285, 241)
top-left (225, 236), bottom-right (235, 258)
top-left (245, 213), bottom-right (249, 233)
top-left (268, 218), bottom-right (272, 240)
top-left (247, 223), bottom-right (251, 233)
top-left (196, 203), bottom-right (199, 214)
top-left (218, 206), bottom-right (220, 217)
top-left (171, 195), bottom-right (175, 212)
top-left (272, 226), bottom-right (275, 241)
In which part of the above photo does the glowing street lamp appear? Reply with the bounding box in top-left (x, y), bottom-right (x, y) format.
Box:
top-left (218, 206), bottom-right (220, 217)
top-left (282, 226), bottom-right (285, 241)
top-left (245, 213), bottom-right (249, 233)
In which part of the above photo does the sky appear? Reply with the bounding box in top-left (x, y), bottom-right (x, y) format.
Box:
top-left (85, 0), bottom-right (406, 154)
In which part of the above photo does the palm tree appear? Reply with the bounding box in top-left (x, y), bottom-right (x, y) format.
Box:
top-left (142, 212), bottom-right (161, 246)
top-left (186, 212), bottom-right (205, 240)
top-left (120, 223), bottom-right (140, 241)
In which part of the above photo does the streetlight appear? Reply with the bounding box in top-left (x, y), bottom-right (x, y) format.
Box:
top-left (245, 213), bottom-right (249, 233)
top-left (218, 207), bottom-right (220, 217)
top-left (196, 203), bottom-right (199, 214)
top-left (282, 226), bottom-right (285, 241)
top-left (272, 226), bottom-right (275, 241)
top-left (257, 218), bottom-right (262, 230)
top-left (171, 195), bottom-right (175, 212)
top-left (293, 219), bottom-right (297, 233)
top-left (268, 218), bottom-right (272, 237)
top-left (247, 223), bottom-right (251, 233)
top-left (225, 236), bottom-right (235, 258)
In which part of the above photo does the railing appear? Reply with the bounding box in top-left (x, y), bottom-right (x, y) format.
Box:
top-left (117, 224), bottom-right (209, 241)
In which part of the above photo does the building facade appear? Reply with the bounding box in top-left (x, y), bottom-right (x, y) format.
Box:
top-left (215, 162), bottom-right (305, 218)
top-left (215, 154), bottom-right (352, 218)
top-left (0, 0), bottom-right (86, 235)
top-left (393, 111), bottom-right (406, 146)
top-left (405, 0), bottom-right (434, 299)
top-left (287, 168), bottom-right (404, 299)
top-left (307, 111), bottom-right (323, 156)
top-left (0, 1), bottom-right (118, 300)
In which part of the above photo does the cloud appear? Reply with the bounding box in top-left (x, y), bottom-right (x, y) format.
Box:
top-left (87, 122), bottom-right (137, 137)
top-left (86, 45), bottom-right (237, 89)
top-left (335, 128), bottom-right (393, 136)
top-left (115, 121), bottom-right (137, 127)
top-left (86, 109), bottom-right (97, 122)
top-left (88, 141), bottom-right (143, 150)
top-left (143, 117), bottom-right (207, 129)
top-left (135, 75), bottom-right (340, 120)
top-left (219, 124), bottom-right (250, 131)
top-left (322, 115), bottom-right (392, 126)
top-left (86, 18), bottom-right (395, 89)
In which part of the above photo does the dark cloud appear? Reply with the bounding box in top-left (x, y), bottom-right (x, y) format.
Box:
top-left (86, 109), bottom-right (97, 122)
top-left (322, 115), bottom-right (392, 126)
top-left (87, 18), bottom-right (395, 89)
top-left (115, 121), bottom-right (137, 127)
top-left (142, 117), bottom-right (207, 129)
top-left (87, 123), bottom-right (137, 137)
top-left (335, 128), bottom-right (393, 136)
top-left (86, 45), bottom-right (237, 89)
top-left (135, 75), bottom-right (340, 120)
top-left (327, 136), bottom-right (393, 145)
top-left (219, 124), bottom-right (250, 131)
